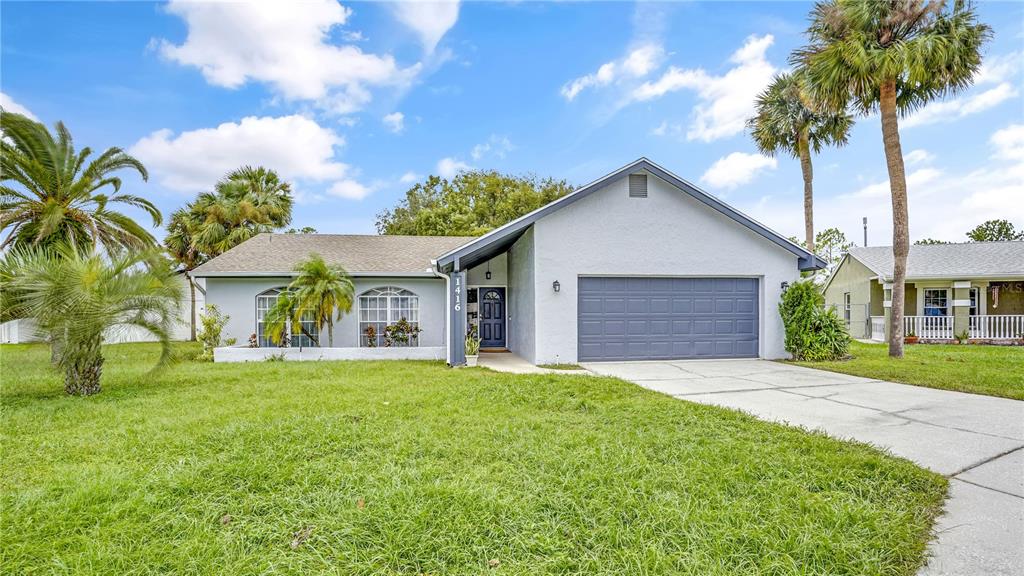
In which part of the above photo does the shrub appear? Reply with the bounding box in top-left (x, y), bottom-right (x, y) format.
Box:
top-left (779, 281), bottom-right (850, 361)
top-left (197, 305), bottom-right (230, 362)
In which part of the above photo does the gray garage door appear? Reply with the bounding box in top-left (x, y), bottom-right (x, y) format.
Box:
top-left (578, 277), bottom-right (759, 361)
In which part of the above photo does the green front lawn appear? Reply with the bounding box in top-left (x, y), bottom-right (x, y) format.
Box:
top-left (792, 341), bottom-right (1024, 400)
top-left (2, 343), bottom-right (946, 575)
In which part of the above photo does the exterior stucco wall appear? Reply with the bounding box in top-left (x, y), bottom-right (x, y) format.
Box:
top-left (467, 253), bottom-right (508, 286)
top-left (530, 173), bottom-right (801, 363)
top-left (506, 228), bottom-right (536, 363)
top-left (204, 276), bottom-right (447, 348)
top-left (823, 256), bottom-right (877, 338)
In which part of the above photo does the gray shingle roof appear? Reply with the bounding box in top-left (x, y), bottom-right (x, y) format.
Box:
top-left (191, 234), bottom-right (476, 277)
top-left (847, 242), bottom-right (1024, 281)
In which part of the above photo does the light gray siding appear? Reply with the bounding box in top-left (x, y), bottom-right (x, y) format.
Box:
top-left (205, 276), bottom-right (447, 348)
top-left (531, 172), bottom-right (799, 363)
top-left (506, 228), bottom-right (536, 363)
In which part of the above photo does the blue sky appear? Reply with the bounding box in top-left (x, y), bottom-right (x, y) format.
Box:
top-left (2, 1), bottom-right (1022, 244)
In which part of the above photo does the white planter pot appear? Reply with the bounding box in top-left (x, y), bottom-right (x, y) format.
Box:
top-left (465, 354), bottom-right (479, 367)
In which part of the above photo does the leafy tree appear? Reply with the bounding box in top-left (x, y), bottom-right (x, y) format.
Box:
top-left (914, 238), bottom-right (949, 245)
top-left (376, 170), bottom-right (574, 236)
top-left (795, 0), bottom-right (991, 358)
top-left (747, 71), bottom-right (853, 251)
top-left (164, 166), bottom-right (294, 339)
top-left (286, 226), bottom-right (318, 234)
top-left (0, 111), bottom-right (160, 252)
top-left (1, 243), bottom-right (182, 395)
top-left (263, 254), bottom-right (354, 347)
top-left (966, 219), bottom-right (1023, 242)
top-left (814, 227), bottom-right (854, 270)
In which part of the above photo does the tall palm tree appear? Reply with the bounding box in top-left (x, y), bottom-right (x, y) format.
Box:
top-left (794, 0), bottom-right (990, 358)
top-left (263, 254), bottom-right (354, 347)
top-left (747, 71), bottom-right (853, 252)
top-left (3, 244), bottom-right (183, 395)
top-left (164, 166), bottom-right (294, 339)
top-left (0, 111), bottom-right (160, 252)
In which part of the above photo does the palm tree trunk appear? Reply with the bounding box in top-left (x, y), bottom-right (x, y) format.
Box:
top-left (327, 316), bottom-right (334, 347)
top-left (798, 133), bottom-right (815, 252)
top-left (64, 337), bottom-right (103, 396)
top-left (186, 271), bottom-right (197, 341)
top-left (880, 78), bottom-right (908, 359)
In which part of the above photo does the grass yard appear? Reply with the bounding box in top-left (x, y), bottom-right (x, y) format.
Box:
top-left (792, 341), bottom-right (1024, 400)
top-left (2, 343), bottom-right (946, 575)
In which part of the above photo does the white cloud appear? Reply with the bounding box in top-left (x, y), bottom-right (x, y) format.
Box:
top-left (991, 123), bottom-right (1024, 161)
top-left (0, 92), bottom-right (38, 121)
top-left (129, 115), bottom-right (369, 200)
top-left (632, 34), bottom-right (778, 142)
top-left (157, 0), bottom-right (418, 114)
top-left (327, 179), bottom-right (372, 200)
top-left (904, 82), bottom-right (1018, 128)
top-left (437, 157), bottom-right (471, 178)
top-left (399, 171), bottom-right (421, 184)
top-left (561, 43), bottom-right (665, 101)
top-left (470, 134), bottom-right (514, 161)
top-left (389, 1), bottom-right (460, 54)
top-left (382, 112), bottom-right (405, 133)
top-left (904, 149), bottom-right (934, 166)
top-left (975, 51), bottom-right (1023, 85)
top-left (740, 127), bottom-right (1024, 245)
top-left (700, 152), bottom-right (777, 190)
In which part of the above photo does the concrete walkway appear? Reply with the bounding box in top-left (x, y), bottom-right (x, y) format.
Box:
top-left (581, 359), bottom-right (1024, 575)
top-left (478, 352), bottom-right (588, 375)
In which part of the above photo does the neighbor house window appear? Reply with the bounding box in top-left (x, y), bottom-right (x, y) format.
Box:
top-left (256, 288), bottom-right (319, 348)
top-left (359, 287), bottom-right (419, 347)
top-left (923, 288), bottom-right (949, 317)
top-left (843, 292), bottom-right (852, 323)
top-left (970, 287), bottom-right (979, 316)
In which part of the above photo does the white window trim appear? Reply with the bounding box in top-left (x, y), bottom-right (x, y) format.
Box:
top-left (358, 286), bottom-right (420, 347)
top-left (256, 288), bottom-right (319, 348)
top-left (920, 287), bottom-right (950, 318)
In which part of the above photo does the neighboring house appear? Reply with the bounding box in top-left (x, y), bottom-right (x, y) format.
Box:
top-left (193, 158), bottom-right (825, 365)
top-left (823, 242), bottom-right (1024, 342)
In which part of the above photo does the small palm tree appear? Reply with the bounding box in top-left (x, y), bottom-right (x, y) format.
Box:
top-left (3, 244), bottom-right (183, 395)
top-left (794, 0), bottom-right (990, 358)
top-left (0, 111), bottom-right (160, 252)
top-left (747, 71), bottom-right (853, 252)
top-left (263, 254), bottom-right (354, 347)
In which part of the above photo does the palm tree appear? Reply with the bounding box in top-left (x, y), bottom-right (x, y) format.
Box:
top-left (794, 0), bottom-right (990, 358)
top-left (747, 71), bottom-right (853, 252)
top-left (263, 254), bottom-right (354, 347)
top-left (164, 166), bottom-right (294, 339)
top-left (2, 244), bottom-right (183, 395)
top-left (0, 111), bottom-right (160, 252)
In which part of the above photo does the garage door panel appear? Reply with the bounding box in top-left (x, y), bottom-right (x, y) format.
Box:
top-left (578, 276), bottom-right (759, 361)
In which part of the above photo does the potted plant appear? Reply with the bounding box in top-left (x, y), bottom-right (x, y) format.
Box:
top-left (465, 331), bottom-right (481, 367)
top-left (904, 331), bottom-right (918, 345)
top-left (955, 329), bottom-right (970, 344)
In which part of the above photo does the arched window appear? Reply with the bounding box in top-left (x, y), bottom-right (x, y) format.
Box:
top-left (256, 288), bottom-right (319, 348)
top-left (359, 287), bottom-right (419, 347)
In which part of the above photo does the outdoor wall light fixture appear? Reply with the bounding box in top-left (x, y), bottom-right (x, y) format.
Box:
top-left (553, 280), bottom-right (561, 293)
top-left (781, 281), bottom-right (790, 291)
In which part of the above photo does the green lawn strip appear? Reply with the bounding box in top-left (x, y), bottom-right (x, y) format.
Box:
top-left (790, 341), bottom-right (1024, 400)
top-left (3, 342), bottom-right (946, 575)
top-left (537, 363), bottom-right (585, 370)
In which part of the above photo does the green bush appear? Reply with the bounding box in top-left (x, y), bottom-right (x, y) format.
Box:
top-left (196, 305), bottom-right (231, 362)
top-left (779, 281), bottom-right (850, 361)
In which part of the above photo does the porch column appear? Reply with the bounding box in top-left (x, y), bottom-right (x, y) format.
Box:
top-left (882, 283), bottom-right (893, 342)
top-left (952, 280), bottom-right (971, 339)
top-left (448, 267), bottom-right (467, 366)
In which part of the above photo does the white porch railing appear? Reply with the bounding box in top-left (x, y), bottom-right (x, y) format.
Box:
top-left (870, 316), bottom-right (886, 341)
top-left (970, 315), bottom-right (1024, 340)
top-left (904, 316), bottom-right (953, 340)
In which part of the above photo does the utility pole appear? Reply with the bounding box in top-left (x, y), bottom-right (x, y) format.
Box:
top-left (863, 217), bottom-right (868, 247)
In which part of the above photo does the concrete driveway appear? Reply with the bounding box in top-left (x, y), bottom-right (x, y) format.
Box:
top-left (581, 359), bottom-right (1024, 576)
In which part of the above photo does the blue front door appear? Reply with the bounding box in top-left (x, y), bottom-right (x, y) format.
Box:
top-left (479, 288), bottom-right (506, 348)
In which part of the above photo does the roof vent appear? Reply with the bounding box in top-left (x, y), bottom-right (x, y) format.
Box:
top-left (628, 173), bottom-right (648, 198)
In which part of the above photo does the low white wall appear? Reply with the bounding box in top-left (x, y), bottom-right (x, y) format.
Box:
top-left (214, 346), bottom-right (445, 363)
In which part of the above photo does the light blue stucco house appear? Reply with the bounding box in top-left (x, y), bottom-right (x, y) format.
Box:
top-left (193, 158), bottom-right (825, 365)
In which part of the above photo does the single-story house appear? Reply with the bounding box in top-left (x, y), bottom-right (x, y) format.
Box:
top-left (193, 158), bottom-right (826, 365)
top-left (823, 242), bottom-right (1024, 342)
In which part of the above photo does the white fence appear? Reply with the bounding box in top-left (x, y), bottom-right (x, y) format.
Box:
top-left (970, 315), bottom-right (1024, 340)
top-left (870, 316), bottom-right (886, 341)
top-left (904, 316), bottom-right (953, 340)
